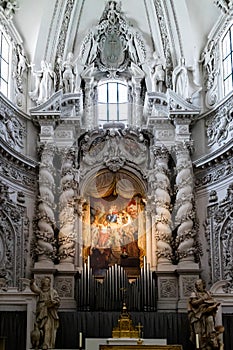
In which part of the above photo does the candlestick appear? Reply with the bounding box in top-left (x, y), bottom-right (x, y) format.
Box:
top-left (79, 332), bottom-right (82, 349)
top-left (195, 333), bottom-right (199, 349)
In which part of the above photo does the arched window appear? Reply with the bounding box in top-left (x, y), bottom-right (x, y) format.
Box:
top-left (0, 28), bottom-right (10, 97)
top-left (98, 81), bottom-right (128, 123)
top-left (222, 24), bottom-right (233, 96)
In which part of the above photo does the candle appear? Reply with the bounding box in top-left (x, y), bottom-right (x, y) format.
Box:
top-left (195, 333), bottom-right (199, 349)
top-left (79, 332), bottom-right (82, 349)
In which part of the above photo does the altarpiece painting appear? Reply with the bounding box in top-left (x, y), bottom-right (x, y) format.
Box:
top-left (82, 170), bottom-right (146, 276)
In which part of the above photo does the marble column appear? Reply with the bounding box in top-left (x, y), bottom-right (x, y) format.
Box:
top-left (145, 208), bottom-right (152, 267)
top-left (58, 149), bottom-right (76, 265)
top-left (36, 144), bottom-right (56, 264)
top-left (174, 142), bottom-right (196, 266)
top-left (133, 83), bottom-right (142, 127)
top-left (131, 70), bottom-right (144, 127)
top-left (55, 149), bottom-right (78, 309)
top-left (82, 64), bottom-right (95, 129)
top-left (152, 146), bottom-right (173, 267)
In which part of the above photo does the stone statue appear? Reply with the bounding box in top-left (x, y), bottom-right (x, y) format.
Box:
top-left (30, 321), bottom-right (41, 350)
top-left (16, 44), bottom-right (29, 77)
top-left (151, 52), bottom-right (166, 92)
top-left (172, 57), bottom-right (189, 99)
top-left (188, 279), bottom-right (224, 350)
top-left (62, 52), bottom-right (75, 93)
top-left (1, 0), bottom-right (19, 19)
top-left (199, 40), bottom-right (216, 76)
top-left (29, 60), bottom-right (56, 104)
top-left (126, 28), bottom-right (138, 64)
top-left (30, 276), bottom-right (60, 349)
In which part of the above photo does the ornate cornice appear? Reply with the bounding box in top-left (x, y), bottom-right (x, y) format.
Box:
top-left (0, 137), bottom-right (37, 170)
top-left (30, 89), bottom-right (83, 126)
top-left (198, 91), bottom-right (233, 121)
top-left (194, 152), bottom-right (233, 189)
top-left (144, 89), bottom-right (200, 122)
top-left (193, 138), bottom-right (233, 169)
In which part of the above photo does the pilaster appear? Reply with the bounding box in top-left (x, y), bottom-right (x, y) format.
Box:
top-left (156, 270), bottom-right (178, 311)
top-left (176, 268), bottom-right (201, 312)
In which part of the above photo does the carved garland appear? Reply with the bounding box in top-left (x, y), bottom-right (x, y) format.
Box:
top-left (206, 183), bottom-right (233, 290)
top-left (0, 205), bottom-right (27, 287)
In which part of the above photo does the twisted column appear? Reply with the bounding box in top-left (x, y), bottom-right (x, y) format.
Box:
top-left (84, 79), bottom-right (94, 129)
top-left (133, 83), bottom-right (142, 127)
top-left (174, 142), bottom-right (196, 264)
top-left (58, 150), bottom-right (76, 264)
top-left (36, 144), bottom-right (56, 262)
top-left (152, 146), bottom-right (173, 266)
top-left (145, 208), bottom-right (152, 266)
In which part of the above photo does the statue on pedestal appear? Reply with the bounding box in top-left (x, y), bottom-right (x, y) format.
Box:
top-left (188, 279), bottom-right (224, 350)
top-left (30, 276), bottom-right (60, 349)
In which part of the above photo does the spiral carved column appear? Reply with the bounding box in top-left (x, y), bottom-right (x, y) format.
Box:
top-left (83, 79), bottom-right (94, 129)
top-left (145, 207), bottom-right (152, 267)
top-left (58, 150), bottom-right (76, 264)
top-left (132, 78), bottom-right (143, 127)
top-left (152, 146), bottom-right (173, 266)
top-left (174, 142), bottom-right (196, 265)
top-left (36, 144), bottom-right (56, 263)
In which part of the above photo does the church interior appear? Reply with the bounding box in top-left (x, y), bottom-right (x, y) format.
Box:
top-left (0, 0), bottom-right (233, 349)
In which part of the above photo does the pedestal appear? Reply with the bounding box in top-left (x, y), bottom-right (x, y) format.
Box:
top-left (176, 265), bottom-right (201, 312)
top-left (155, 270), bottom-right (178, 311)
top-left (55, 265), bottom-right (77, 309)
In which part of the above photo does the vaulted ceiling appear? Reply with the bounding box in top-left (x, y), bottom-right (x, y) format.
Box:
top-left (13, 0), bottom-right (221, 71)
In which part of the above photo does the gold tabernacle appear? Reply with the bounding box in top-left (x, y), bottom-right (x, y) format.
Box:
top-left (112, 302), bottom-right (140, 338)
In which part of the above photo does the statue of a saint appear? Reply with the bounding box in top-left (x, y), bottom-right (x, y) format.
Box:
top-left (62, 52), bottom-right (75, 93)
top-left (151, 52), bottom-right (166, 93)
top-left (30, 276), bottom-right (60, 350)
top-left (16, 44), bottom-right (29, 77)
top-left (172, 57), bottom-right (189, 99)
top-left (188, 279), bottom-right (224, 350)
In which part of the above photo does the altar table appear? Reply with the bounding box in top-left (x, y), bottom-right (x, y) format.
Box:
top-left (100, 345), bottom-right (182, 350)
top-left (86, 338), bottom-right (167, 350)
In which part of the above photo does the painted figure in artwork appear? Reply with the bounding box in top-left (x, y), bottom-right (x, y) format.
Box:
top-left (89, 197), bottom-right (144, 275)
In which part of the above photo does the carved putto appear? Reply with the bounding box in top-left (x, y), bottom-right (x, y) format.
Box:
top-left (0, 0), bottom-right (19, 19)
top-left (214, 0), bottom-right (233, 13)
top-left (0, 107), bottom-right (25, 149)
top-left (206, 106), bottom-right (233, 146)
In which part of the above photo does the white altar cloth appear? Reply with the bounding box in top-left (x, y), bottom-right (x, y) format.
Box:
top-left (86, 338), bottom-right (167, 350)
